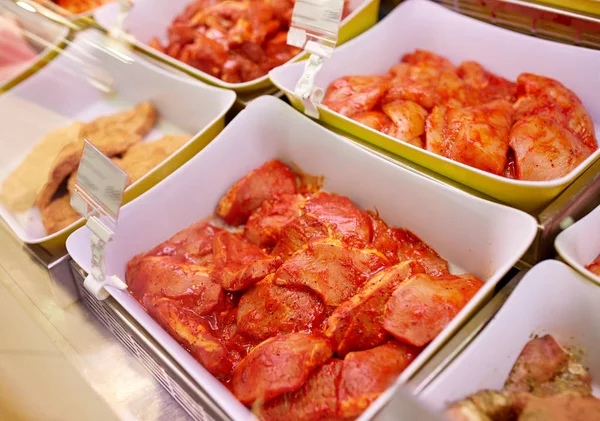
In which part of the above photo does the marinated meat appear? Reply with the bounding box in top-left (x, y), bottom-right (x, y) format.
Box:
top-left (127, 255), bottom-right (224, 316)
top-left (390, 228), bottom-right (450, 277)
top-left (401, 50), bottom-right (456, 72)
top-left (217, 160), bottom-right (297, 226)
top-left (457, 61), bottom-right (516, 104)
top-left (273, 192), bottom-right (373, 257)
top-left (510, 74), bottom-right (598, 181)
top-left (517, 394), bottom-right (600, 421)
top-left (322, 75), bottom-right (390, 117)
top-left (257, 359), bottom-right (344, 421)
top-left (338, 341), bottom-right (420, 418)
top-left (144, 297), bottom-right (232, 379)
top-left (426, 100), bottom-right (515, 175)
top-left (237, 275), bottom-right (326, 342)
top-left (211, 231), bottom-right (282, 291)
top-left (384, 273), bottom-right (484, 347)
top-left (351, 110), bottom-right (394, 134)
top-left (274, 238), bottom-right (389, 307)
top-left (243, 194), bottom-right (306, 248)
top-left (382, 100), bottom-right (428, 147)
top-left (325, 261), bottom-right (421, 357)
top-left (231, 332), bottom-right (333, 405)
top-left (132, 221), bottom-right (222, 266)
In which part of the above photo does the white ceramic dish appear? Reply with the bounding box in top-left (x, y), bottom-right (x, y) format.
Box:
top-left (0, 29), bottom-right (235, 247)
top-left (67, 96), bottom-right (537, 421)
top-left (419, 260), bottom-right (600, 414)
top-left (270, 0), bottom-right (600, 213)
top-left (0, 0), bottom-right (69, 88)
top-left (93, 0), bottom-right (378, 93)
top-left (556, 204), bottom-right (600, 285)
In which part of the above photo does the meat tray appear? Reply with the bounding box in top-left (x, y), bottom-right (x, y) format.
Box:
top-left (0, 29), bottom-right (235, 252)
top-left (0, 0), bottom-right (69, 90)
top-left (418, 260), bottom-right (600, 415)
top-left (66, 96), bottom-right (537, 420)
top-left (92, 0), bottom-right (380, 94)
top-left (555, 204), bottom-right (600, 285)
top-left (269, 0), bottom-right (600, 213)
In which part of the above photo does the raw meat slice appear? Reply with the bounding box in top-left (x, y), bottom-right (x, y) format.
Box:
top-left (322, 75), bottom-right (390, 117)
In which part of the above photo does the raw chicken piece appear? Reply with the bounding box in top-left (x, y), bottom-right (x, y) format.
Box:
top-left (426, 100), bottom-right (514, 175)
top-left (231, 332), bottom-right (333, 405)
top-left (457, 61), bottom-right (516, 104)
top-left (505, 335), bottom-right (592, 397)
top-left (351, 110), bottom-right (394, 134)
top-left (446, 390), bottom-right (516, 421)
top-left (517, 394), bottom-right (600, 421)
top-left (273, 192), bottom-right (373, 257)
top-left (338, 341), bottom-right (420, 418)
top-left (211, 231), bottom-right (282, 291)
top-left (509, 116), bottom-right (593, 181)
top-left (382, 100), bottom-right (429, 147)
top-left (237, 275), bottom-right (326, 342)
top-left (401, 50), bottom-right (456, 72)
top-left (325, 261), bottom-right (421, 357)
top-left (322, 75), bottom-right (390, 117)
top-left (587, 255), bottom-right (600, 276)
top-left (509, 73), bottom-right (598, 181)
top-left (384, 51), bottom-right (466, 110)
top-left (257, 359), bottom-right (344, 421)
top-left (515, 73), bottom-right (597, 150)
top-left (383, 63), bottom-right (443, 110)
top-left (383, 273), bottom-right (484, 347)
top-left (274, 238), bottom-right (389, 307)
top-left (126, 256), bottom-right (224, 316)
top-left (143, 297), bottom-right (232, 379)
top-left (217, 160), bottom-right (297, 226)
top-left (243, 194), bottom-right (306, 248)
top-left (130, 221), bottom-right (222, 266)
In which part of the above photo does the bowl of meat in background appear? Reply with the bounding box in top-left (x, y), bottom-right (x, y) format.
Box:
top-left (93, 0), bottom-right (381, 93)
top-left (270, 0), bottom-right (600, 213)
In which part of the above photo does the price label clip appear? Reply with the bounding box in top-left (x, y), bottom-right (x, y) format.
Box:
top-left (71, 140), bottom-right (129, 300)
top-left (287, 0), bottom-right (345, 118)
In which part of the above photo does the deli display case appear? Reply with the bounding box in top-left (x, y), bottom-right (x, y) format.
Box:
top-left (2, 0), bottom-right (600, 421)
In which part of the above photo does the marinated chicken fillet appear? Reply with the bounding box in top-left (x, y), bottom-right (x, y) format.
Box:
top-left (457, 61), bottom-right (516, 104)
top-left (509, 73), bottom-right (598, 181)
top-left (231, 332), bottom-right (333, 405)
top-left (322, 75), bottom-right (390, 117)
top-left (426, 100), bottom-right (514, 175)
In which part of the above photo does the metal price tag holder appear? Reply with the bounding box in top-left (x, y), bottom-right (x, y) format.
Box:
top-left (71, 140), bottom-right (129, 300)
top-left (287, 0), bottom-right (345, 118)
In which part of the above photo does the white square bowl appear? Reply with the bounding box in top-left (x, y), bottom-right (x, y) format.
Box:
top-left (0, 29), bottom-right (235, 250)
top-left (556, 204), bottom-right (600, 285)
top-left (270, 0), bottom-right (600, 213)
top-left (67, 96), bottom-right (537, 421)
top-left (93, 0), bottom-right (380, 94)
top-left (419, 260), bottom-right (600, 414)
